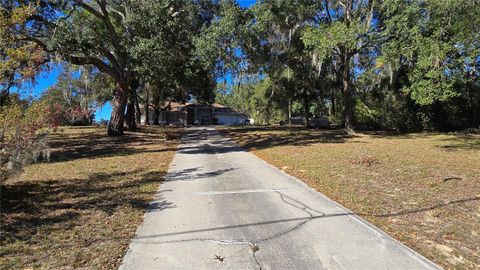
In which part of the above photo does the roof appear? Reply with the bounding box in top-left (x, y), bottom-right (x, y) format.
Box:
top-left (212, 103), bottom-right (226, 108)
top-left (182, 102), bottom-right (226, 109)
top-left (161, 101), bottom-right (185, 112)
top-left (139, 101), bottom-right (244, 114)
top-left (139, 101), bottom-right (186, 112)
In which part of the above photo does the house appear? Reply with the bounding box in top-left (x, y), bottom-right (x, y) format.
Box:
top-left (213, 104), bottom-right (249, 125)
top-left (140, 102), bottom-right (248, 126)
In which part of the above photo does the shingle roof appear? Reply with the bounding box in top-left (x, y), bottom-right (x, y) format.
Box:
top-left (139, 101), bottom-right (244, 114)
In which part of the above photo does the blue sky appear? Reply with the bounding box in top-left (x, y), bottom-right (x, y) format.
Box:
top-left (12, 0), bottom-right (256, 121)
top-left (237, 0), bottom-right (256, 7)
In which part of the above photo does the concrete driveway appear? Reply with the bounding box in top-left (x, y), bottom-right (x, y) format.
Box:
top-left (119, 127), bottom-right (440, 270)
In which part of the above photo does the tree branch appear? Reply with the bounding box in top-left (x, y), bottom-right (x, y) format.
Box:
top-left (24, 37), bottom-right (51, 53)
top-left (66, 55), bottom-right (118, 80)
top-left (98, 47), bottom-right (122, 72)
top-left (96, 0), bottom-right (124, 61)
top-left (77, 0), bottom-right (125, 64)
top-left (324, 0), bottom-right (333, 24)
top-left (76, 0), bottom-right (105, 20)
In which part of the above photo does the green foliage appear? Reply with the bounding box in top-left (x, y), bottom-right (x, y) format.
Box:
top-left (300, 0), bottom-right (480, 131)
top-left (215, 77), bottom-right (285, 125)
top-left (303, 22), bottom-right (357, 61)
top-left (194, 1), bottom-right (246, 76)
top-left (0, 3), bottom-right (46, 94)
top-left (379, 0), bottom-right (480, 107)
top-left (354, 99), bottom-right (384, 130)
top-left (2, 0), bottom-right (479, 133)
top-left (126, 0), bottom-right (218, 104)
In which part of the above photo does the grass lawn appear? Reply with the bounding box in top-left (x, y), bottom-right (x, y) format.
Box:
top-left (0, 126), bottom-right (181, 269)
top-left (221, 126), bottom-right (480, 270)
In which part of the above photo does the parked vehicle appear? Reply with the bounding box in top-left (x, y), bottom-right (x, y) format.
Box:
top-left (279, 117), bottom-right (332, 128)
top-left (308, 117), bottom-right (331, 128)
top-left (291, 117), bottom-right (305, 125)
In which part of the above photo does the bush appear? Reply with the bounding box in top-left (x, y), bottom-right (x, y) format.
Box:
top-left (0, 99), bottom-right (61, 182)
top-left (355, 100), bottom-right (383, 130)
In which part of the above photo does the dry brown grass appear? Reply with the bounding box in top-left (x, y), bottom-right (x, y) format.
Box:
top-left (221, 126), bottom-right (480, 270)
top-left (0, 126), bottom-right (181, 269)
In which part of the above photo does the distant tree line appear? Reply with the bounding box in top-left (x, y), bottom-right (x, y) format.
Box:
top-left (209, 0), bottom-right (480, 132)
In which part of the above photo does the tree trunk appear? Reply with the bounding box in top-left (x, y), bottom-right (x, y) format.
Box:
top-left (152, 95), bottom-right (160, 126)
top-left (303, 88), bottom-right (310, 127)
top-left (342, 53), bottom-right (355, 134)
top-left (152, 91), bottom-right (160, 125)
top-left (134, 91), bottom-right (141, 125)
top-left (144, 82), bottom-right (150, 126)
top-left (265, 100), bottom-right (271, 125)
top-left (288, 98), bottom-right (292, 125)
top-left (123, 76), bottom-right (139, 131)
top-left (108, 82), bottom-right (129, 136)
top-left (331, 88), bottom-right (336, 116)
top-left (124, 95), bottom-right (136, 131)
top-left (153, 105), bottom-right (160, 125)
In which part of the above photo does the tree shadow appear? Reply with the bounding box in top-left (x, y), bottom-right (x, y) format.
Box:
top-left (176, 144), bottom-right (246, 155)
top-left (131, 195), bottom-right (479, 241)
top-left (363, 130), bottom-right (480, 151)
top-left (220, 126), bottom-right (357, 151)
top-left (361, 130), bottom-right (419, 139)
top-left (165, 167), bottom-right (238, 181)
top-left (0, 169), bottom-right (175, 244)
top-left (436, 135), bottom-right (480, 151)
top-left (46, 127), bottom-right (180, 163)
top-left (223, 126), bottom-right (480, 153)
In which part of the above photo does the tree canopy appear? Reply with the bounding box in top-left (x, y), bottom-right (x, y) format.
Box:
top-left (1, 0), bottom-right (479, 134)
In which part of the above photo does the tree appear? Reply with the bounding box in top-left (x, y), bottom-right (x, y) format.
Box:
top-left (383, 1), bottom-right (479, 105)
top-left (215, 76), bottom-right (287, 125)
top-left (39, 66), bottom-right (107, 125)
top-left (348, 0), bottom-right (480, 131)
top-left (0, 3), bottom-right (47, 104)
top-left (195, 0), bottom-right (246, 78)
top-left (3, 0), bottom-right (136, 135)
top-left (4, 0), bottom-right (478, 135)
top-left (5, 0), bottom-right (220, 135)
top-left (127, 0), bottom-right (217, 124)
top-left (244, 0), bottom-right (322, 126)
top-left (303, 0), bottom-right (378, 133)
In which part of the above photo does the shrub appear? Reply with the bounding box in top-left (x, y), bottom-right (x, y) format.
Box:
top-left (0, 99), bottom-right (61, 182)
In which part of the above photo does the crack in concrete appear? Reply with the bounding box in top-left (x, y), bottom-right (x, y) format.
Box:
top-left (251, 243), bottom-right (262, 270)
top-left (244, 192), bottom-right (326, 269)
top-left (133, 238), bottom-right (264, 269)
top-left (256, 191), bottom-right (325, 244)
top-left (131, 191), bottom-right (325, 269)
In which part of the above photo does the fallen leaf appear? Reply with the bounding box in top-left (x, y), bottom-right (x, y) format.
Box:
top-left (214, 254), bottom-right (225, 262)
